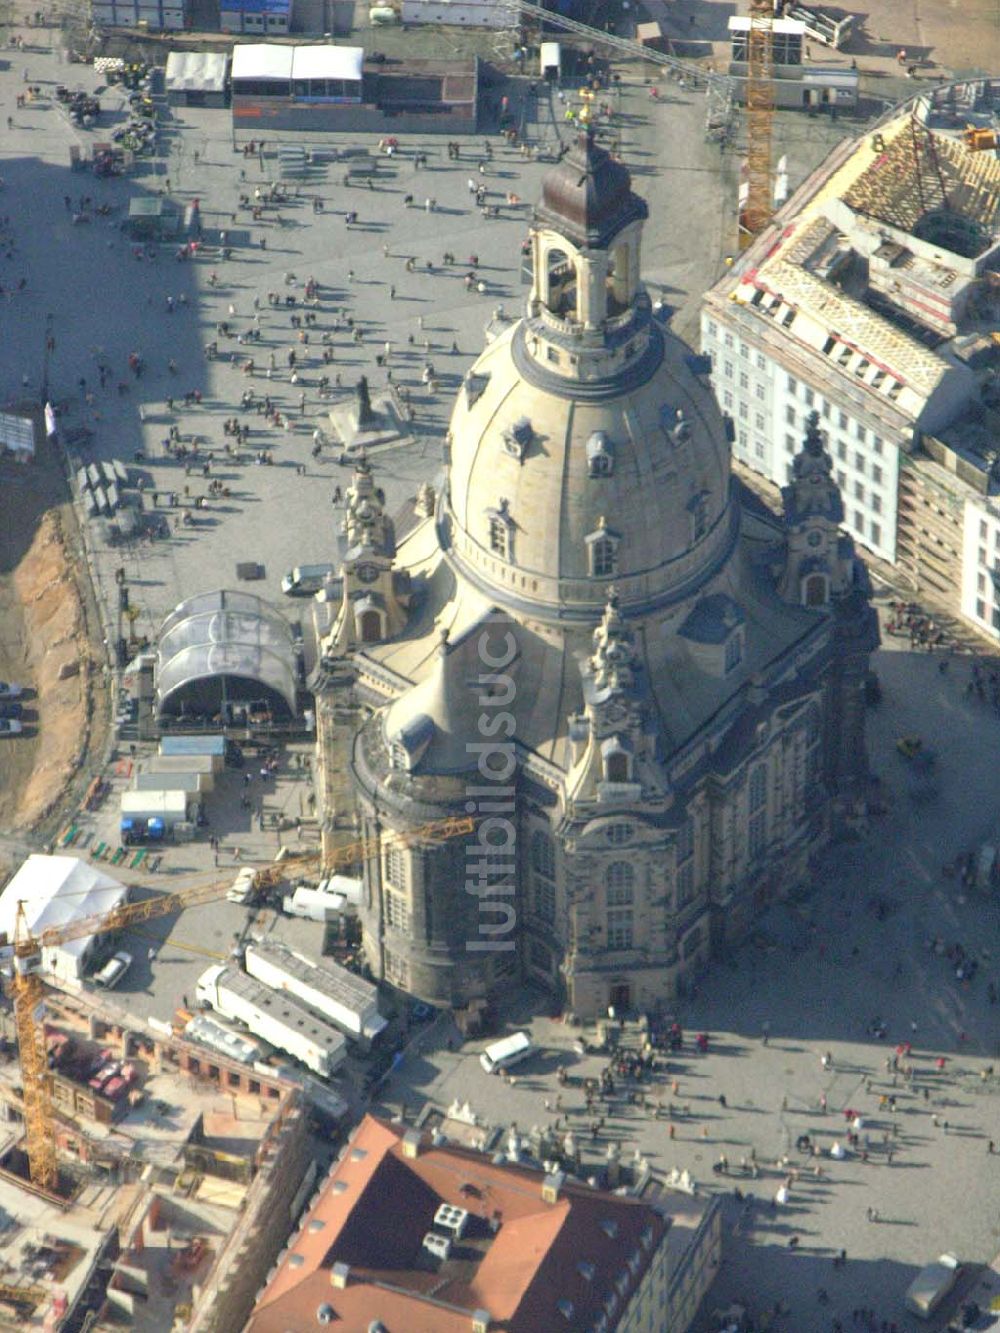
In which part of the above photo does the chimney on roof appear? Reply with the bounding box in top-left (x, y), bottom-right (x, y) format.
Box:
top-left (472, 1311), bottom-right (492, 1333)
top-left (401, 1129), bottom-right (423, 1159)
top-left (541, 1170), bottom-right (565, 1204)
top-left (331, 1262), bottom-right (351, 1290)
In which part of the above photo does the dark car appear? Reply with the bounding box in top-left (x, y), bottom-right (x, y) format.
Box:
top-left (0, 702), bottom-right (23, 720)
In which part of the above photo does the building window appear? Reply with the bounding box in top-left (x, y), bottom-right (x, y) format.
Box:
top-left (837, 441), bottom-right (846, 460)
top-left (724, 332), bottom-right (734, 349)
top-left (754, 439), bottom-right (765, 460)
top-left (854, 481), bottom-right (865, 503)
top-left (708, 319), bottom-right (719, 338)
top-left (787, 374), bottom-right (797, 394)
top-left (605, 822), bottom-right (633, 845)
top-left (739, 341), bottom-right (749, 359)
top-left (489, 515), bottom-right (510, 559)
top-left (854, 452), bottom-right (865, 473)
top-left (755, 382), bottom-right (766, 400)
top-left (872, 465), bottom-right (883, 487)
top-left (529, 940), bottom-right (552, 973)
top-left (385, 846), bottom-right (406, 890)
top-left (977, 598), bottom-right (986, 620)
top-left (820, 399), bottom-right (830, 419)
top-left (607, 860), bottom-right (635, 905)
top-left (689, 492), bottom-right (708, 541)
top-left (785, 434), bottom-right (796, 454)
top-left (748, 809), bottom-right (766, 860)
top-left (838, 411), bottom-right (848, 430)
top-left (606, 909), bottom-right (633, 950)
top-left (723, 390), bottom-right (733, 409)
top-left (724, 360), bottom-right (734, 379)
top-left (803, 388), bottom-right (815, 408)
top-left (980, 547), bottom-right (988, 568)
top-left (385, 888), bottom-right (411, 933)
top-left (676, 861), bottom-right (694, 909)
top-left (724, 631), bottom-right (743, 672)
top-left (870, 520), bottom-right (881, 546)
top-left (872, 435), bottom-right (883, 455)
top-left (978, 572), bottom-right (987, 594)
top-left (785, 406), bottom-right (796, 427)
top-left (852, 510), bottom-right (863, 530)
top-left (739, 371), bottom-right (749, 390)
top-left (531, 830), bottom-right (556, 923)
top-left (739, 402), bottom-right (749, 419)
top-left (754, 412), bottom-right (765, 431)
top-left (384, 948), bottom-right (410, 988)
top-left (836, 470), bottom-right (846, 489)
top-left (871, 494), bottom-right (881, 515)
top-left (591, 534), bottom-right (617, 577)
top-left (856, 424), bottom-right (866, 443)
top-left (749, 763), bottom-right (766, 813)
top-left (756, 352), bottom-right (766, 371)
top-left (737, 429), bottom-right (748, 450)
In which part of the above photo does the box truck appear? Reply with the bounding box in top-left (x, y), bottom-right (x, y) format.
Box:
top-left (195, 964), bottom-right (347, 1078)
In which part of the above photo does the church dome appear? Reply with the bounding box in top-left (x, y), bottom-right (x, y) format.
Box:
top-left (439, 137), bottom-right (736, 624)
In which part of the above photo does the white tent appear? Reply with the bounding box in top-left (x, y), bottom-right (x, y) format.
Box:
top-left (0, 855), bottom-right (129, 984)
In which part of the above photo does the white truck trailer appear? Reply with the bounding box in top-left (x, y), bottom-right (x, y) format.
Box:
top-left (195, 964), bottom-right (347, 1078)
top-left (244, 940), bottom-right (387, 1047)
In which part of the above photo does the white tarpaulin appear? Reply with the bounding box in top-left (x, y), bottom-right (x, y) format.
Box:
top-left (231, 43), bottom-right (363, 83)
top-left (291, 45), bottom-right (363, 81)
top-left (231, 43), bottom-right (294, 81)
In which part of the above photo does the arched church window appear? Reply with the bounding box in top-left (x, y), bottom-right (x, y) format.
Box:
top-left (591, 536), bottom-right (617, 578)
top-left (546, 247), bottom-right (576, 319)
top-left (605, 750), bottom-right (629, 783)
top-left (804, 573), bottom-right (827, 607)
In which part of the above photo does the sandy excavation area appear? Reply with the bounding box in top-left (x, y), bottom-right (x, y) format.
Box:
top-left (0, 439), bottom-right (108, 844)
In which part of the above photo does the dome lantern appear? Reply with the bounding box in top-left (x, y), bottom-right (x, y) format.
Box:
top-left (528, 131), bottom-right (649, 345)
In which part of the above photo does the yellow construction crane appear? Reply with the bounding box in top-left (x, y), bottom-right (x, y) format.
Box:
top-left (740, 0), bottom-right (776, 243)
top-left (12, 814), bottom-right (473, 1191)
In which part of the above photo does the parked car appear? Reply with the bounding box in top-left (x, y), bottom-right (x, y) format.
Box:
top-left (93, 950), bottom-right (132, 989)
top-left (0, 682), bottom-right (23, 699)
top-left (0, 703), bottom-right (22, 720)
top-left (0, 719), bottom-right (22, 737)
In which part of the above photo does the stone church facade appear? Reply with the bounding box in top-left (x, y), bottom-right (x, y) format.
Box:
top-left (310, 134), bottom-right (878, 1018)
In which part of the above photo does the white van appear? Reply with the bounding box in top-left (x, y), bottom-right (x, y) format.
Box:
top-left (480, 1030), bottom-right (534, 1074)
top-left (227, 867), bottom-right (258, 904)
top-left (904, 1254), bottom-right (960, 1319)
top-left (94, 951), bottom-right (132, 989)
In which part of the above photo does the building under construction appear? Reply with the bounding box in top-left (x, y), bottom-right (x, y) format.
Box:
top-left (702, 78), bottom-right (1000, 638)
top-left (0, 982), bottom-right (314, 1332)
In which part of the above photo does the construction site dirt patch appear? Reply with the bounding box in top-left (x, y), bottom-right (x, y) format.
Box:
top-left (0, 449), bottom-right (108, 837)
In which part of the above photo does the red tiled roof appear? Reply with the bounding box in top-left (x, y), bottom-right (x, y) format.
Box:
top-left (247, 1115), bottom-right (668, 1333)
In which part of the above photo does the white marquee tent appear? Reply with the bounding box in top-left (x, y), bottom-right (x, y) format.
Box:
top-left (0, 855), bottom-right (129, 984)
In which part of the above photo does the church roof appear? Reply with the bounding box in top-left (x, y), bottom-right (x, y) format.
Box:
top-left (535, 132), bottom-right (648, 248)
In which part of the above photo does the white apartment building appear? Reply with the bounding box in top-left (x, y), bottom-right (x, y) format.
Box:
top-left (702, 77), bottom-right (1000, 636)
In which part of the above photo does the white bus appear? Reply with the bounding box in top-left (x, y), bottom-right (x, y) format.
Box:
top-left (480, 1030), bottom-right (534, 1074)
